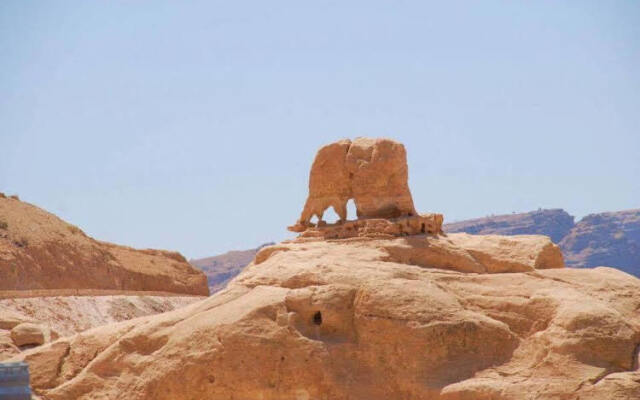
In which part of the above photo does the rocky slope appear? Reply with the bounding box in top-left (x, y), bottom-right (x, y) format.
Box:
top-left (190, 243), bottom-right (274, 293)
top-left (0, 194), bottom-right (208, 295)
top-left (445, 208), bottom-right (640, 277)
top-left (11, 233), bottom-right (640, 399)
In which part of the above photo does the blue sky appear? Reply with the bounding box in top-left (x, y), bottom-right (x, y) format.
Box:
top-left (1, 1), bottom-right (639, 258)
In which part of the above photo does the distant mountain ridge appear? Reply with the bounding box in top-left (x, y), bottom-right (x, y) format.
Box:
top-left (190, 243), bottom-right (274, 293)
top-left (445, 208), bottom-right (640, 277)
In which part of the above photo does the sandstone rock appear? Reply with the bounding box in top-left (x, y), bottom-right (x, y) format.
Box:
top-left (0, 196), bottom-right (208, 295)
top-left (11, 322), bottom-right (45, 347)
top-left (291, 138), bottom-right (417, 230)
top-left (297, 213), bottom-right (443, 239)
top-left (14, 233), bottom-right (639, 400)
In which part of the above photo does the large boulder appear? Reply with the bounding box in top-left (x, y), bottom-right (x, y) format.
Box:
top-left (10, 232), bottom-right (640, 400)
top-left (10, 323), bottom-right (46, 347)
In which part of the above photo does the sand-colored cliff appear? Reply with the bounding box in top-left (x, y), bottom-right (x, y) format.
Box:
top-left (0, 194), bottom-right (208, 295)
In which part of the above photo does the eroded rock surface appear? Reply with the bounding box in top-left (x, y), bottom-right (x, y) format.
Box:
top-left (10, 323), bottom-right (48, 347)
top-left (298, 214), bottom-right (444, 239)
top-left (290, 138), bottom-right (417, 231)
top-left (14, 233), bottom-right (640, 400)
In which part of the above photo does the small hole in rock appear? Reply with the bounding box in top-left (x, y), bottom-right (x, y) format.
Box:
top-left (313, 311), bottom-right (322, 325)
top-left (421, 223), bottom-right (425, 233)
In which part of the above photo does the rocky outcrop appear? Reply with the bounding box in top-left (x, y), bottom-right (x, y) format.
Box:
top-left (446, 208), bottom-right (640, 277)
top-left (298, 214), bottom-right (443, 240)
top-left (13, 235), bottom-right (640, 400)
top-left (10, 136), bottom-right (640, 399)
top-left (0, 195), bottom-right (208, 295)
top-left (290, 138), bottom-right (417, 231)
top-left (10, 323), bottom-right (49, 347)
top-left (190, 243), bottom-right (274, 294)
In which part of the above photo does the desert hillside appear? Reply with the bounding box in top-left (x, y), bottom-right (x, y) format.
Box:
top-left (446, 208), bottom-right (640, 276)
top-left (0, 194), bottom-right (208, 295)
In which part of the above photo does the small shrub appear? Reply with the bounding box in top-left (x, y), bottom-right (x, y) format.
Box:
top-left (9, 194), bottom-right (19, 200)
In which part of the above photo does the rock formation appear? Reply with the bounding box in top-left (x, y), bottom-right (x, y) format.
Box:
top-left (0, 195), bottom-right (208, 295)
top-left (289, 138), bottom-right (419, 231)
top-left (9, 140), bottom-right (640, 399)
top-left (12, 234), bottom-right (640, 400)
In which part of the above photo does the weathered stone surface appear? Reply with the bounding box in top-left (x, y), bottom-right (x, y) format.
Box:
top-left (296, 214), bottom-right (443, 239)
top-left (290, 138), bottom-right (417, 230)
top-left (15, 234), bottom-right (640, 400)
top-left (0, 195), bottom-right (208, 295)
top-left (11, 322), bottom-right (46, 347)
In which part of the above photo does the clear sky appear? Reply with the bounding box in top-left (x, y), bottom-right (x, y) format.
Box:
top-left (1, 1), bottom-right (639, 259)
